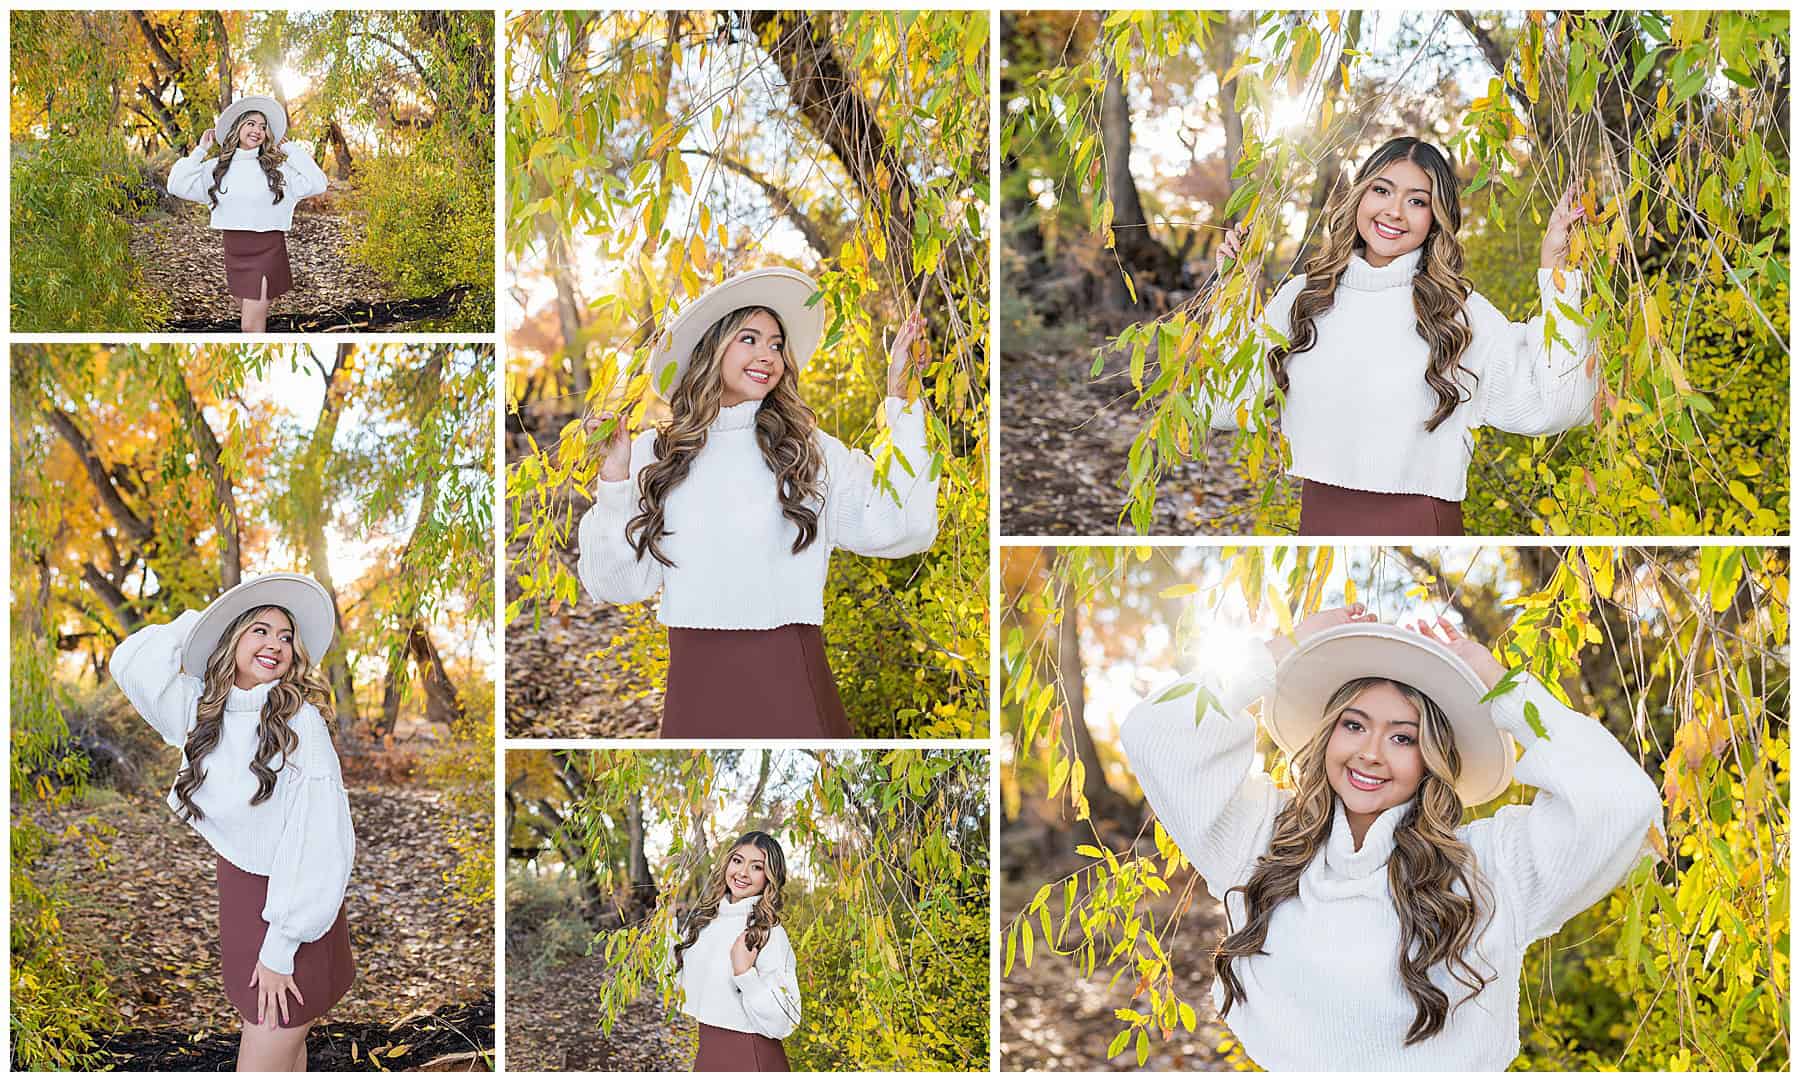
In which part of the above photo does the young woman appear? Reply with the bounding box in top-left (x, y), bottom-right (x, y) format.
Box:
top-left (1121, 604), bottom-right (1663, 1070)
top-left (166, 95), bottom-right (330, 333)
top-left (579, 267), bottom-right (939, 739)
top-left (110, 573), bottom-right (354, 1072)
top-left (671, 831), bottom-right (802, 1072)
top-left (1207, 137), bottom-right (1593, 535)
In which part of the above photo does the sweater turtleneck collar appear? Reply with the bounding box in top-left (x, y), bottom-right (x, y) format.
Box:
top-left (1320, 799), bottom-right (1412, 884)
top-left (231, 147), bottom-right (261, 162)
top-left (712, 399), bottom-right (764, 432)
top-left (225, 680), bottom-right (277, 712)
top-left (1339, 245), bottom-right (1423, 292)
top-left (721, 892), bottom-right (762, 913)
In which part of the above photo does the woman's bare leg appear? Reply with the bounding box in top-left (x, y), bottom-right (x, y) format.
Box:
top-left (240, 276), bottom-right (272, 333)
top-left (236, 1017), bottom-right (309, 1072)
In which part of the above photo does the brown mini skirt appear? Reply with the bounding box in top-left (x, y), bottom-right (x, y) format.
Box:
top-left (662, 623), bottom-right (853, 740)
top-left (693, 1022), bottom-right (791, 1072)
top-left (217, 856), bottom-right (353, 1029)
top-left (1298, 478), bottom-right (1465, 536)
top-left (220, 229), bottom-right (293, 301)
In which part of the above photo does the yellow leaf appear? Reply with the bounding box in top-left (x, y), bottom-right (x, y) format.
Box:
top-left (1344, 578), bottom-right (1358, 606)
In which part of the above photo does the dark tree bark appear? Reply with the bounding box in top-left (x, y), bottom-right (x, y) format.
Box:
top-left (325, 119), bottom-right (354, 179)
top-left (295, 345), bottom-right (360, 727)
top-left (1099, 58), bottom-right (1186, 304)
top-left (690, 148), bottom-right (835, 258)
top-left (1055, 574), bottom-right (1141, 831)
top-left (164, 372), bottom-right (242, 590)
top-left (1291, 10), bottom-right (1363, 277)
top-left (748, 10), bottom-right (921, 293)
top-left (208, 10), bottom-right (232, 113)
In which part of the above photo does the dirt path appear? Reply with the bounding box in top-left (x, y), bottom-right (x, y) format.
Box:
top-left (1000, 348), bottom-right (1286, 536)
top-left (1000, 855), bottom-right (1249, 1071)
top-left (32, 779), bottom-right (494, 1069)
top-left (505, 948), bottom-right (696, 1071)
top-left (503, 415), bottom-right (663, 739)
top-left (130, 194), bottom-right (475, 332)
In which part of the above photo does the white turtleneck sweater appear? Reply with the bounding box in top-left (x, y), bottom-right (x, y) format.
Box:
top-left (579, 396), bottom-right (939, 630)
top-left (110, 610), bottom-right (356, 975)
top-left (675, 895), bottom-right (802, 1039)
top-left (167, 143), bottom-right (330, 232)
top-left (1120, 640), bottom-right (1663, 1071)
top-left (1205, 247), bottom-right (1596, 501)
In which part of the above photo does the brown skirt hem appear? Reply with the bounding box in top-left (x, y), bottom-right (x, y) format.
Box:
top-left (1298, 478), bottom-right (1465, 536)
top-left (217, 856), bottom-right (353, 1029)
top-left (220, 229), bottom-right (293, 301)
top-left (693, 1021), bottom-right (791, 1072)
top-left (661, 623), bottom-right (853, 740)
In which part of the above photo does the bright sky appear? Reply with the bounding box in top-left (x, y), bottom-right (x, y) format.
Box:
top-left (234, 348), bottom-right (495, 678)
top-left (1078, 547), bottom-right (1511, 754)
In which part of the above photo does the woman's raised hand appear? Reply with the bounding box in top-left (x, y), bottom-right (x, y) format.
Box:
top-left (886, 312), bottom-right (926, 400)
top-left (729, 931), bottom-right (760, 976)
top-left (1412, 616), bottom-right (1507, 689)
top-left (586, 410), bottom-right (635, 483)
top-left (1216, 221), bottom-right (1262, 278)
top-left (1539, 179), bottom-right (1588, 270)
top-left (198, 129), bottom-right (216, 153)
top-left (1267, 603), bottom-right (1377, 663)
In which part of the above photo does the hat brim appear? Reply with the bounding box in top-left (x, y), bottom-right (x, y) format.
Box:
top-left (181, 574), bottom-right (335, 677)
top-left (649, 268), bottom-right (823, 398)
top-left (215, 96), bottom-right (288, 145)
top-left (1270, 623), bottom-right (1516, 805)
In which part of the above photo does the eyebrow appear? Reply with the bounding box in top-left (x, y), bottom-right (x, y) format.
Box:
top-left (1373, 174), bottom-right (1432, 196)
top-left (1341, 706), bottom-right (1419, 728)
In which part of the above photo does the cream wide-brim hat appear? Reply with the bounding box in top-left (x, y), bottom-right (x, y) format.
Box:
top-left (648, 267), bottom-right (824, 398)
top-left (180, 573), bottom-right (335, 677)
top-left (1270, 623), bottom-right (1517, 806)
top-left (215, 95), bottom-right (288, 146)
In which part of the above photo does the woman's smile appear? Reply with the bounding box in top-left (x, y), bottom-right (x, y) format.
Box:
top-left (1345, 766), bottom-right (1390, 791)
top-left (1370, 219), bottom-right (1407, 241)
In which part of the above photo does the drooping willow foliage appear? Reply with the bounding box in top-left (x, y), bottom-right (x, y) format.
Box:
top-left (1001, 545), bottom-right (1788, 1069)
top-left (1005, 11), bottom-right (1788, 535)
top-left (505, 11), bottom-right (990, 736)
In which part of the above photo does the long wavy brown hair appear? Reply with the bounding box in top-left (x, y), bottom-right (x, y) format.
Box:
top-left (1269, 137), bottom-right (1477, 432)
top-left (172, 604), bottom-right (334, 823)
top-left (206, 110), bottom-right (288, 210)
top-left (1214, 677), bottom-right (1496, 1045)
top-left (673, 831), bottom-right (788, 971)
top-left (625, 306), bottom-right (825, 567)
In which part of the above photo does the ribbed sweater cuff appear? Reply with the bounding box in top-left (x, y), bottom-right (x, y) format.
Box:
top-left (258, 928), bottom-right (301, 975)
top-left (1222, 638), bottom-right (1278, 715)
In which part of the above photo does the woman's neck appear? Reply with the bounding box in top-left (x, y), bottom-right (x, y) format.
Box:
top-left (1345, 808), bottom-right (1377, 850)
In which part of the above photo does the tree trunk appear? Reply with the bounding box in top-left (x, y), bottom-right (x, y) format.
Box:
top-left (1055, 574), bottom-right (1139, 831)
top-left (326, 119), bottom-right (354, 179)
top-left (1291, 10), bottom-right (1363, 277)
top-left (298, 345), bottom-right (361, 728)
top-left (624, 795), bottom-right (657, 921)
top-left (209, 11), bottom-right (232, 113)
top-left (165, 372), bottom-right (242, 590)
top-left (748, 10), bottom-right (921, 294)
top-left (1100, 58), bottom-right (1185, 304)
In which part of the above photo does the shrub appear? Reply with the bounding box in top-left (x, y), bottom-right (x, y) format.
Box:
top-left (348, 132), bottom-right (495, 331)
top-left (10, 135), bottom-right (167, 331)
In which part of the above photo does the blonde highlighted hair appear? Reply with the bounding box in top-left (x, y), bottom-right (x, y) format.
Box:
top-left (171, 604), bottom-right (334, 823)
top-left (673, 830), bottom-right (788, 971)
top-left (625, 306), bottom-right (825, 567)
top-left (1213, 677), bottom-right (1496, 1045)
top-left (1269, 137), bottom-right (1477, 432)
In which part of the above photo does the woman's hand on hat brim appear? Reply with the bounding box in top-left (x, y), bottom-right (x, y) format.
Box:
top-left (1411, 616), bottom-right (1507, 689)
top-left (1268, 603), bottom-right (1376, 663)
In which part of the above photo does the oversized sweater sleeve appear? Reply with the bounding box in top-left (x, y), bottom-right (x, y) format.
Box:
top-left (108, 611), bottom-right (206, 748)
top-left (1473, 269), bottom-right (1597, 436)
top-left (166, 145), bottom-right (215, 206)
top-left (1464, 675), bottom-right (1664, 949)
top-left (1199, 276), bottom-right (1301, 433)
top-left (576, 430), bottom-right (664, 605)
top-left (822, 397), bottom-right (939, 558)
top-left (258, 707), bottom-right (355, 974)
top-left (731, 924), bottom-right (802, 1039)
top-left (280, 142), bottom-right (330, 202)
top-left (1119, 639), bottom-right (1285, 898)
